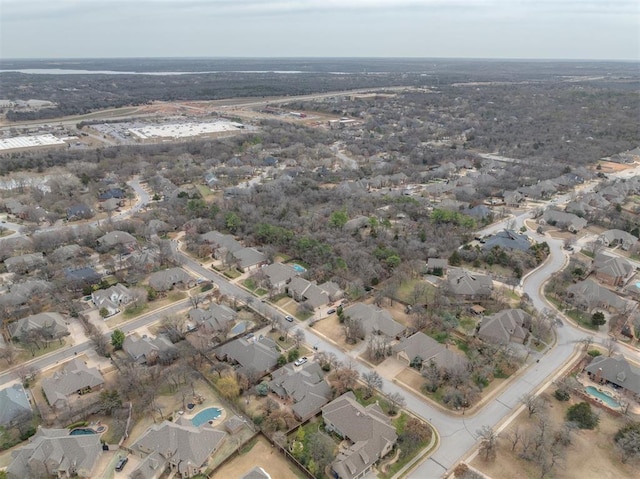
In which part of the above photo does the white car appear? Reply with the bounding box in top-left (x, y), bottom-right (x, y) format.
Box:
top-left (294, 357), bottom-right (308, 367)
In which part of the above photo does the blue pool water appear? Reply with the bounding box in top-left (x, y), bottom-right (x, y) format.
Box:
top-left (293, 264), bottom-right (306, 273)
top-left (70, 428), bottom-right (96, 436)
top-left (585, 386), bottom-right (620, 408)
top-left (231, 321), bottom-right (248, 335)
top-left (192, 407), bottom-right (223, 427)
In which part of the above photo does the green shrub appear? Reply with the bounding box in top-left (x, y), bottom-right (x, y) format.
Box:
top-left (566, 402), bottom-right (599, 429)
top-left (587, 350), bottom-right (602, 357)
top-left (554, 389), bottom-right (570, 401)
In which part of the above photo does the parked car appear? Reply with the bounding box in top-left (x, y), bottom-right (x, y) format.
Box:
top-left (285, 315), bottom-right (294, 322)
top-left (327, 308), bottom-right (336, 315)
top-left (115, 457), bottom-right (128, 472)
top-left (294, 357), bottom-right (308, 366)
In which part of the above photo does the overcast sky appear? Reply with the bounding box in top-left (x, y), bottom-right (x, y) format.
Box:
top-left (1, 0), bottom-right (638, 60)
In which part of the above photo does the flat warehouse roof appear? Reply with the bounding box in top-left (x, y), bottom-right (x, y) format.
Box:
top-left (0, 134), bottom-right (66, 151)
top-left (128, 121), bottom-right (243, 139)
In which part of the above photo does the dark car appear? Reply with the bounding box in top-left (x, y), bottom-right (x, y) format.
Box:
top-left (115, 457), bottom-right (128, 472)
top-left (327, 308), bottom-right (336, 315)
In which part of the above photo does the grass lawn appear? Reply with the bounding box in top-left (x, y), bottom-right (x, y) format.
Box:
top-left (565, 309), bottom-right (599, 330)
top-left (255, 288), bottom-right (268, 296)
top-left (395, 279), bottom-right (436, 304)
top-left (243, 278), bottom-right (257, 291)
top-left (195, 184), bottom-right (215, 199)
top-left (8, 339), bottom-right (68, 368)
top-left (223, 268), bottom-right (242, 279)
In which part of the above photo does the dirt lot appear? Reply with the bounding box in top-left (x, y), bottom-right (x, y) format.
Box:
top-left (471, 391), bottom-right (638, 479)
top-left (210, 436), bottom-right (304, 479)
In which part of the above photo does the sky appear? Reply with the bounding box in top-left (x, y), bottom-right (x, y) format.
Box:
top-left (1, 0), bottom-right (638, 60)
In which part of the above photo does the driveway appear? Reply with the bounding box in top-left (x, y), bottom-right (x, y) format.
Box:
top-left (376, 356), bottom-right (407, 378)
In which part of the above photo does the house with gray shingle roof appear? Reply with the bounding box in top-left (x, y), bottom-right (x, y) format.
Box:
top-left (215, 337), bottom-right (279, 378)
top-left (322, 391), bottom-right (397, 479)
top-left (0, 384), bottom-right (32, 427)
top-left (41, 359), bottom-right (104, 410)
top-left (593, 253), bottom-right (634, 287)
top-left (477, 309), bottom-right (532, 345)
top-left (7, 427), bottom-right (102, 479)
top-left (268, 362), bottom-right (332, 421)
top-left (393, 332), bottom-right (468, 372)
top-left (4, 252), bottom-right (45, 274)
top-left (188, 303), bottom-right (237, 333)
top-left (258, 262), bottom-right (298, 293)
top-left (240, 467), bottom-right (272, 479)
top-left (96, 230), bottom-right (137, 250)
top-left (598, 229), bottom-right (638, 251)
top-left (288, 277), bottom-right (331, 309)
top-left (0, 280), bottom-right (52, 307)
top-left (342, 303), bottom-right (405, 339)
top-left (481, 230), bottom-right (531, 252)
top-left (539, 208), bottom-right (587, 233)
top-left (92, 283), bottom-right (133, 317)
top-left (148, 267), bottom-right (193, 291)
top-left (447, 268), bottom-right (493, 298)
top-left (200, 231), bottom-right (242, 259)
top-left (232, 247), bottom-right (267, 272)
top-left (8, 312), bottom-right (69, 341)
top-left (130, 420), bottom-right (226, 479)
top-left (585, 355), bottom-right (640, 398)
top-left (123, 334), bottom-right (176, 365)
top-left (566, 279), bottom-right (630, 313)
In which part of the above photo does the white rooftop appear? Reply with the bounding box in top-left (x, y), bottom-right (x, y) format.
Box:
top-left (0, 134), bottom-right (66, 151)
top-left (128, 121), bottom-right (243, 140)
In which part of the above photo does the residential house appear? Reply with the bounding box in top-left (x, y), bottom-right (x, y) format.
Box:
top-left (0, 280), bottom-right (52, 308)
top-left (50, 244), bottom-right (82, 263)
top-left (342, 303), bottom-right (405, 339)
top-left (4, 198), bottom-right (28, 219)
top-left (322, 391), bottom-right (397, 479)
top-left (593, 253), bottom-right (634, 287)
top-left (188, 303), bottom-right (237, 333)
top-left (4, 252), bottom-right (45, 274)
top-left (240, 467), bottom-right (272, 479)
top-left (344, 216), bottom-right (370, 232)
top-left (96, 230), bottom-right (137, 251)
top-left (538, 208), bottom-right (587, 233)
top-left (8, 312), bottom-right (69, 341)
top-left (64, 267), bottom-right (101, 290)
top-left (123, 334), bottom-right (176, 365)
top-left (6, 427), bottom-right (102, 479)
top-left (98, 187), bottom-right (126, 201)
top-left (565, 200), bottom-right (594, 217)
top-left (393, 332), bottom-right (468, 371)
top-left (268, 362), bottom-right (332, 421)
top-left (447, 268), bottom-right (493, 299)
top-left (257, 262), bottom-right (298, 294)
top-left (148, 267), bottom-right (193, 291)
top-left (503, 191), bottom-right (525, 208)
top-left (92, 283), bottom-right (133, 317)
top-left (129, 420), bottom-right (226, 479)
top-left (585, 355), bottom-right (640, 399)
top-left (288, 277), bottom-right (330, 309)
top-left (66, 204), bottom-right (94, 221)
top-left (477, 309), bottom-right (532, 345)
top-left (566, 279), bottom-right (630, 313)
top-left (598, 229), bottom-right (638, 251)
top-left (0, 384), bottom-right (32, 427)
top-left (200, 231), bottom-right (242, 259)
top-left (481, 230), bottom-right (531, 252)
top-left (320, 281), bottom-right (343, 302)
top-left (426, 258), bottom-right (448, 275)
top-left (232, 247), bottom-right (268, 272)
top-left (214, 336), bottom-right (280, 378)
top-left (41, 359), bottom-right (104, 410)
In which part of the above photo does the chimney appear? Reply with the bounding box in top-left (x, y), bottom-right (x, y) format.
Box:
top-left (595, 367), bottom-right (603, 383)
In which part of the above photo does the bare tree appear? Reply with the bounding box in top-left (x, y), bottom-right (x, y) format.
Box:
top-left (293, 329), bottom-right (305, 349)
top-left (387, 392), bottom-right (406, 415)
top-left (522, 394), bottom-right (546, 418)
top-left (477, 425), bottom-right (498, 461)
top-left (507, 425), bottom-right (523, 452)
top-left (361, 371), bottom-right (383, 399)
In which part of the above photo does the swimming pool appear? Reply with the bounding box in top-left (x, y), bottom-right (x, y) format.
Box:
top-left (192, 407), bottom-right (223, 427)
top-left (585, 386), bottom-right (620, 408)
top-left (292, 264), bottom-right (306, 273)
top-left (230, 321), bottom-right (248, 335)
top-left (70, 428), bottom-right (97, 436)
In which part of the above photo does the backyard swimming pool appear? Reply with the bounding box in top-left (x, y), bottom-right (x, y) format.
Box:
top-left (70, 428), bottom-right (96, 436)
top-left (585, 386), bottom-right (620, 408)
top-left (230, 321), bottom-right (248, 335)
top-left (192, 407), bottom-right (223, 427)
top-left (292, 264), bottom-right (306, 273)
